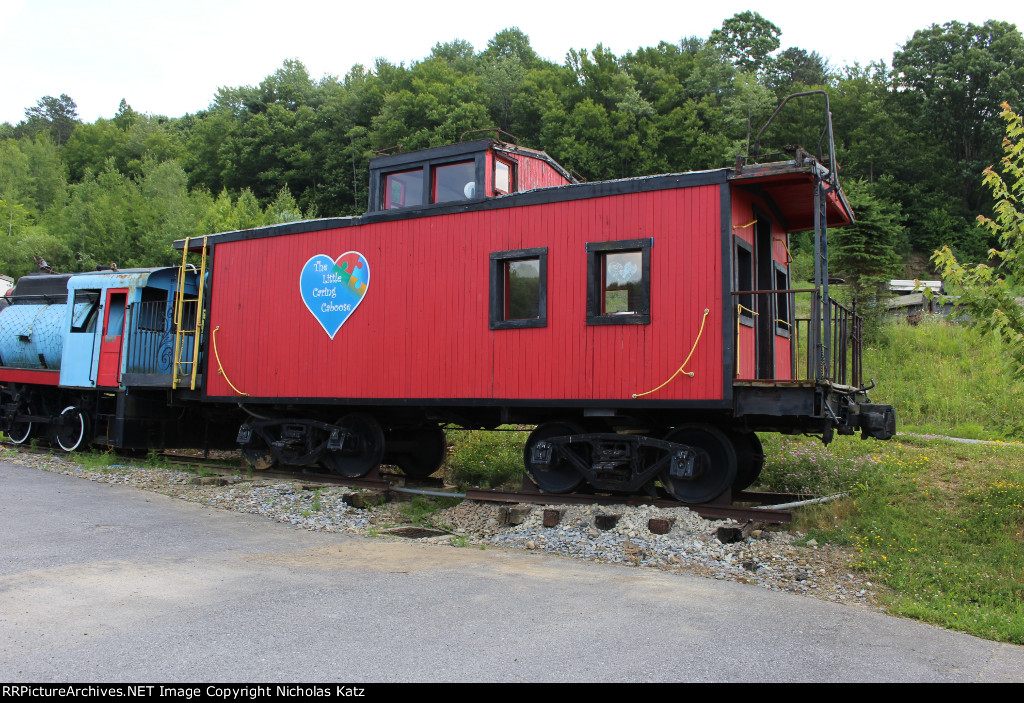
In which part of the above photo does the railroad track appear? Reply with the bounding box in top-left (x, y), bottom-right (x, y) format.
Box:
top-left (4, 444), bottom-right (804, 524)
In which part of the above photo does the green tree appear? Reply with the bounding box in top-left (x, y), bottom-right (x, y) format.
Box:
top-left (767, 47), bottom-right (831, 93)
top-left (830, 178), bottom-right (904, 300)
top-left (0, 133), bottom-right (67, 213)
top-left (933, 103), bottom-right (1024, 373)
top-left (369, 57), bottom-right (490, 151)
top-left (64, 107), bottom-right (184, 182)
top-left (708, 11), bottom-right (781, 74)
top-left (22, 94), bottom-right (79, 147)
top-left (893, 21), bottom-right (1024, 211)
top-left (481, 27), bottom-right (542, 68)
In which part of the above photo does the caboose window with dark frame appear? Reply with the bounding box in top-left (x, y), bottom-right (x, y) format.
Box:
top-left (382, 168), bottom-right (424, 210)
top-left (489, 248), bottom-right (547, 330)
top-left (586, 239), bottom-right (651, 325)
top-left (774, 261), bottom-right (791, 337)
top-left (432, 160), bottom-right (476, 203)
top-left (734, 237), bottom-right (754, 327)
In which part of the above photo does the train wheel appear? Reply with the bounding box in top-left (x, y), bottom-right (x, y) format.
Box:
top-left (392, 426), bottom-right (448, 478)
top-left (524, 421), bottom-right (586, 494)
top-left (241, 445), bottom-right (277, 471)
top-left (727, 430), bottom-right (764, 492)
top-left (322, 413), bottom-right (385, 478)
top-left (660, 424), bottom-right (737, 504)
top-left (7, 405), bottom-right (33, 445)
top-left (55, 406), bottom-right (88, 452)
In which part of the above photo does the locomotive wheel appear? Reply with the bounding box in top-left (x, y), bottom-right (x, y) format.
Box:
top-left (392, 426), bottom-right (448, 478)
top-left (726, 430), bottom-right (764, 492)
top-left (322, 413), bottom-right (385, 478)
top-left (660, 424), bottom-right (737, 504)
top-left (7, 404), bottom-right (33, 445)
top-left (54, 406), bottom-right (88, 452)
top-left (524, 421), bottom-right (587, 494)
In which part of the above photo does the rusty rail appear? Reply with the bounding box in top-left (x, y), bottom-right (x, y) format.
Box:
top-left (463, 487), bottom-right (795, 524)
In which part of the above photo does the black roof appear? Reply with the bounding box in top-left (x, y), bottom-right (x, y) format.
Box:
top-left (9, 273), bottom-right (72, 298)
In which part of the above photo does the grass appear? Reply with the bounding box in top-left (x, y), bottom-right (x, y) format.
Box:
top-left (865, 317), bottom-right (1024, 439)
top-left (74, 448), bottom-right (128, 470)
top-left (757, 317), bottom-right (1024, 643)
top-left (398, 495), bottom-right (461, 529)
top-left (441, 426), bottom-right (529, 489)
top-left (761, 432), bottom-right (1024, 644)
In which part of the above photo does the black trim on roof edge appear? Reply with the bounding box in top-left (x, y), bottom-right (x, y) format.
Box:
top-left (174, 170), bottom-right (731, 250)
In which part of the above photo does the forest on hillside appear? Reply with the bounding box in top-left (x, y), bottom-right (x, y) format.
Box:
top-left (1, 12), bottom-right (1022, 281)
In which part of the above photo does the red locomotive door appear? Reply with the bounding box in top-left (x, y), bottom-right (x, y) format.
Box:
top-left (96, 289), bottom-right (128, 387)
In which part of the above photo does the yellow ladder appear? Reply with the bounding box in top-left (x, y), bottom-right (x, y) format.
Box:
top-left (172, 236), bottom-right (208, 390)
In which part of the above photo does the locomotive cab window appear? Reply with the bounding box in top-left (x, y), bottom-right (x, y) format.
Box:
top-left (70, 290), bottom-right (100, 333)
top-left (489, 248), bottom-right (547, 330)
top-left (382, 168), bottom-right (424, 210)
top-left (586, 239), bottom-right (651, 325)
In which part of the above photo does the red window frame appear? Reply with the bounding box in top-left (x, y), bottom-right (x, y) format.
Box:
top-left (382, 168), bottom-right (423, 210)
top-left (494, 157), bottom-right (516, 195)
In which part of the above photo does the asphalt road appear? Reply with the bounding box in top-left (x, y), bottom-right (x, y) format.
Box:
top-left (2, 461), bottom-right (1022, 683)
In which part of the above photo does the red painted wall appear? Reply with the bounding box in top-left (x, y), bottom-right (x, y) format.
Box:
top-left (0, 368), bottom-right (61, 386)
top-left (503, 152), bottom-right (572, 191)
top-left (206, 186), bottom-right (726, 403)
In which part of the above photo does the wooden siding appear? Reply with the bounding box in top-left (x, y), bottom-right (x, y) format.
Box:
top-left (206, 186), bottom-right (725, 403)
top-left (505, 152), bottom-right (572, 191)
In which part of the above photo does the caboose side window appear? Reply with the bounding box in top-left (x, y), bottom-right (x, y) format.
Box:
top-left (382, 168), bottom-right (424, 209)
top-left (774, 262), bottom-right (791, 337)
top-left (734, 238), bottom-right (754, 325)
top-left (489, 248), bottom-right (547, 330)
top-left (494, 157), bottom-right (515, 195)
top-left (433, 161), bottom-right (477, 203)
top-left (586, 239), bottom-right (651, 325)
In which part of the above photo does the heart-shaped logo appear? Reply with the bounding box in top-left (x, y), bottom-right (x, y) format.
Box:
top-left (300, 252), bottom-right (370, 339)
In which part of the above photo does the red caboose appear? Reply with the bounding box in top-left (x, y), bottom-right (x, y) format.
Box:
top-left (185, 101), bottom-right (895, 503)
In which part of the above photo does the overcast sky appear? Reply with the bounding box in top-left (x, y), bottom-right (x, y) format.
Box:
top-left (2, 0), bottom-right (1022, 125)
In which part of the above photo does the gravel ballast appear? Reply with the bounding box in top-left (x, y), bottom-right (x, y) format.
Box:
top-left (3, 449), bottom-right (882, 609)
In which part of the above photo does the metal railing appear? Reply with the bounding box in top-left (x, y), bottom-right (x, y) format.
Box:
top-left (732, 288), bottom-right (862, 388)
top-left (123, 299), bottom-right (197, 377)
top-left (826, 297), bottom-right (862, 388)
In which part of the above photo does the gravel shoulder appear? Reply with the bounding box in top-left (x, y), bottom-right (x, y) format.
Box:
top-left (2, 448), bottom-right (885, 611)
